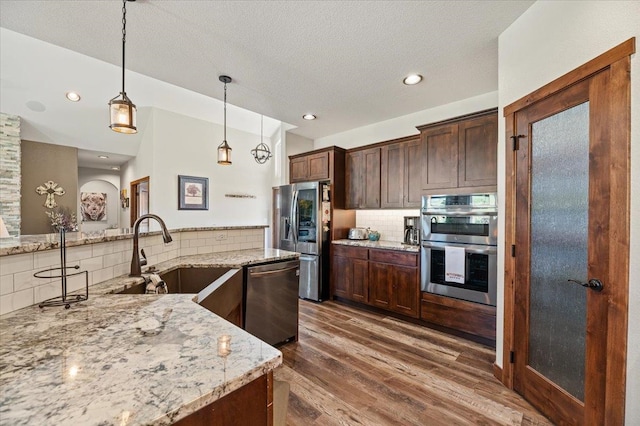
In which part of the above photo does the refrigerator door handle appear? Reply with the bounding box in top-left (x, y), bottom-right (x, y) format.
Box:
top-left (292, 189), bottom-right (299, 245)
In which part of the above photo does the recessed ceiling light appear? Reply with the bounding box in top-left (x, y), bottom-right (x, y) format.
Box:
top-left (65, 91), bottom-right (81, 102)
top-left (403, 74), bottom-right (423, 85)
top-left (302, 114), bottom-right (317, 120)
top-left (98, 155), bottom-right (109, 159)
top-left (111, 166), bottom-right (120, 170)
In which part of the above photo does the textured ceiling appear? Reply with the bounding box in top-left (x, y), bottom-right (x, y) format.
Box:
top-left (0, 0), bottom-right (533, 147)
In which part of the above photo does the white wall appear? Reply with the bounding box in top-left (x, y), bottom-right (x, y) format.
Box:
top-left (498, 1), bottom-right (639, 422)
top-left (123, 108), bottom-right (274, 231)
top-left (314, 91), bottom-right (498, 150)
top-left (120, 109), bottom-right (156, 229)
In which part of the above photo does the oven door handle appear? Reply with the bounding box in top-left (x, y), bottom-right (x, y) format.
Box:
top-left (421, 210), bottom-right (497, 217)
top-left (421, 241), bottom-right (497, 255)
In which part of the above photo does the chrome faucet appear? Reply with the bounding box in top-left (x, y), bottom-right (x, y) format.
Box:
top-left (130, 214), bottom-right (173, 277)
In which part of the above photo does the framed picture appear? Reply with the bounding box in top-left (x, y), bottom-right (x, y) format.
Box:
top-left (178, 175), bottom-right (209, 210)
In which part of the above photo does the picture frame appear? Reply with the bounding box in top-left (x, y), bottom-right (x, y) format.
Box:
top-left (178, 175), bottom-right (209, 210)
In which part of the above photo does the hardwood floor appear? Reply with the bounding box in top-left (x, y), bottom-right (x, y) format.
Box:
top-left (274, 300), bottom-right (552, 426)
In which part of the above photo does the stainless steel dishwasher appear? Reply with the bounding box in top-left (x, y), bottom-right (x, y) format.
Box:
top-left (244, 259), bottom-right (300, 346)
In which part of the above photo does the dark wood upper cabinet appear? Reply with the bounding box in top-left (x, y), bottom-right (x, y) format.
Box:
top-left (417, 108), bottom-right (498, 193)
top-left (380, 143), bottom-right (405, 208)
top-left (419, 123), bottom-right (459, 190)
top-left (380, 136), bottom-right (422, 209)
top-left (290, 150), bottom-right (330, 182)
top-left (404, 138), bottom-right (422, 207)
top-left (458, 113), bottom-right (498, 188)
top-left (345, 147), bottom-right (380, 209)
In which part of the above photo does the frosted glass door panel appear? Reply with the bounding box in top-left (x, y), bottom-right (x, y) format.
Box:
top-left (529, 101), bottom-right (589, 401)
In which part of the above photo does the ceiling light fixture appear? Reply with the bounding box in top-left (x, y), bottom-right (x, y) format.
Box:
top-left (251, 115), bottom-right (272, 164)
top-left (403, 74), bottom-right (423, 85)
top-left (217, 75), bottom-right (233, 165)
top-left (111, 166), bottom-right (120, 170)
top-left (109, 0), bottom-right (137, 134)
top-left (98, 155), bottom-right (109, 159)
top-left (302, 114), bottom-right (316, 120)
top-left (65, 92), bottom-right (81, 102)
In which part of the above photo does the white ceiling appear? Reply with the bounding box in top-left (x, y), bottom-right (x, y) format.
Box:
top-left (0, 0), bottom-right (534, 165)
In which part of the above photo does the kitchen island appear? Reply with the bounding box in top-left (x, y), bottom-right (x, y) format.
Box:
top-left (0, 294), bottom-right (282, 425)
top-left (0, 245), bottom-right (300, 425)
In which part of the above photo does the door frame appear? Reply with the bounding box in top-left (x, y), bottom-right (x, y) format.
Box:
top-left (129, 176), bottom-right (149, 227)
top-left (499, 38), bottom-right (634, 424)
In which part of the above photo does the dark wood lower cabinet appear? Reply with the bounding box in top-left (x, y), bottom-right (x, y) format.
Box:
top-left (420, 292), bottom-right (496, 340)
top-left (332, 245), bottom-right (369, 303)
top-left (332, 245), bottom-right (496, 342)
top-left (332, 246), bottom-right (419, 318)
top-left (174, 372), bottom-right (273, 426)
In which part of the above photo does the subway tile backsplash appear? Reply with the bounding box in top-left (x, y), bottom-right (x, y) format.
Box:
top-left (356, 209), bottom-right (420, 242)
top-left (0, 228), bottom-right (264, 316)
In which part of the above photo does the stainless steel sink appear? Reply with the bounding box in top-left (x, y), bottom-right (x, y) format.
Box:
top-left (116, 267), bottom-right (244, 327)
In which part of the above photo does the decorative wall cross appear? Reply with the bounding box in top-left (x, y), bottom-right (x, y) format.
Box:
top-left (35, 181), bottom-right (66, 209)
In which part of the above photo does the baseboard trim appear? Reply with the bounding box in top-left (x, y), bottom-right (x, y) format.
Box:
top-left (493, 363), bottom-right (503, 383)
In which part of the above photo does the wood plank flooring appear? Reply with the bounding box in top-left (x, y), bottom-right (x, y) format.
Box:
top-left (273, 300), bottom-right (552, 426)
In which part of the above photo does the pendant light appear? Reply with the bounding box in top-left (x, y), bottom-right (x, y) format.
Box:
top-left (251, 115), bottom-right (272, 164)
top-left (217, 75), bottom-right (232, 165)
top-left (109, 0), bottom-right (137, 134)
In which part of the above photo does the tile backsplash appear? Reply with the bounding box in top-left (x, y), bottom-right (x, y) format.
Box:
top-left (356, 209), bottom-right (420, 242)
top-left (0, 228), bottom-right (264, 316)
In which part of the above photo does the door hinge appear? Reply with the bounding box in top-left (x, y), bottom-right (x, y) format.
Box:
top-left (510, 351), bottom-right (515, 364)
top-left (510, 134), bottom-right (525, 151)
top-left (511, 245), bottom-right (516, 257)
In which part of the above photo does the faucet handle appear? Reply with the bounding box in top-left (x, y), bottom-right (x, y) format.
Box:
top-left (140, 248), bottom-right (148, 267)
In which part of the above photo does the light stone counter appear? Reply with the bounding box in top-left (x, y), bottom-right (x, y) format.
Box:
top-left (0, 247), bottom-right (299, 425)
top-left (0, 225), bottom-right (267, 257)
top-left (93, 248), bottom-right (300, 295)
top-left (0, 294), bottom-right (282, 426)
top-left (332, 238), bottom-right (420, 253)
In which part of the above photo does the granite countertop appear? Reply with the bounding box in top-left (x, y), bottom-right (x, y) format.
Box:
top-left (0, 247), bottom-right (298, 425)
top-left (0, 295), bottom-right (281, 426)
top-left (0, 225), bottom-right (268, 257)
top-left (94, 248), bottom-right (300, 295)
top-left (332, 239), bottom-right (420, 253)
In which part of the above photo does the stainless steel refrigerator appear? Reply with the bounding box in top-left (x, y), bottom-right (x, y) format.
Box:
top-left (272, 181), bottom-right (330, 301)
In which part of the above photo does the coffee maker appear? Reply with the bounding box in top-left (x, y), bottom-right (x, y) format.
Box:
top-left (403, 216), bottom-right (420, 245)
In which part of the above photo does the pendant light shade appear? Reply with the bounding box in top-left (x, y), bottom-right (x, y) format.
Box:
top-left (109, 0), bottom-right (137, 134)
top-left (217, 75), bottom-right (232, 165)
top-left (251, 115), bottom-right (272, 164)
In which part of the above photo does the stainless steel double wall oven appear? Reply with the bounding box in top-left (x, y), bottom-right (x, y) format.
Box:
top-left (421, 193), bottom-right (498, 306)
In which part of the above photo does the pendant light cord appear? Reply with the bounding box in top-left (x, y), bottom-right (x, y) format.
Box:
top-left (223, 82), bottom-right (227, 141)
top-left (121, 0), bottom-right (127, 95)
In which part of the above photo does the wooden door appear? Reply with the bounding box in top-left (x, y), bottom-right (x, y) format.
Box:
top-left (350, 258), bottom-right (369, 303)
top-left (380, 143), bottom-right (405, 208)
top-left (345, 151), bottom-right (363, 209)
top-left (307, 152), bottom-right (330, 181)
top-left (506, 39), bottom-right (632, 425)
top-left (391, 264), bottom-right (419, 318)
top-left (458, 113), bottom-right (497, 188)
top-left (361, 148), bottom-right (381, 208)
top-left (404, 138), bottom-right (422, 207)
top-left (368, 262), bottom-right (391, 309)
top-left (332, 254), bottom-right (350, 299)
top-left (420, 123), bottom-right (458, 190)
top-left (289, 157), bottom-right (308, 182)
top-left (129, 176), bottom-right (149, 228)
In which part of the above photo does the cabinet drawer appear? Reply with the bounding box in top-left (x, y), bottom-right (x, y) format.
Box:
top-left (369, 249), bottom-right (418, 267)
top-left (333, 244), bottom-right (368, 260)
